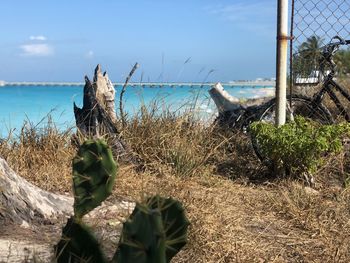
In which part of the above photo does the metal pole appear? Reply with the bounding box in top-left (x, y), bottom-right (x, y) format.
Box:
top-left (275, 0), bottom-right (289, 126)
top-left (289, 0), bottom-right (295, 106)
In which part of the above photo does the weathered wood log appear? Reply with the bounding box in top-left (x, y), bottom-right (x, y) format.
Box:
top-left (209, 83), bottom-right (248, 128)
top-left (209, 82), bottom-right (242, 113)
top-left (0, 157), bottom-right (73, 226)
top-left (0, 156), bottom-right (135, 262)
top-left (73, 64), bottom-right (140, 165)
top-left (209, 82), bottom-right (273, 129)
top-left (0, 179), bottom-right (135, 263)
top-left (73, 65), bottom-right (118, 136)
top-left (0, 239), bottom-right (53, 263)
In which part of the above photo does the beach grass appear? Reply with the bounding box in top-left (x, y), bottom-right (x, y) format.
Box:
top-left (1, 103), bottom-right (350, 262)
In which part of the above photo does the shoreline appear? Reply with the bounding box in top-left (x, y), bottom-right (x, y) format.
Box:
top-left (0, 81), bottom-right (276, 88)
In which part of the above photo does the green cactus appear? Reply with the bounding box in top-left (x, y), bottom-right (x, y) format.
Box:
top-left (149, 196), bottom-right (189, 262)
top-left (55, 217), bottom-right (107, 263)
top-left (113, 195), bottom-right (189, 263)
top-left (72, 139), bottom-right (117, 218)
top-left (56, 139), bottom-right (188, 263)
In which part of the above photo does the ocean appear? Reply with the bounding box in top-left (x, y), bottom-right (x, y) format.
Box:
top-left (0, 84), bottom-right (275, 137)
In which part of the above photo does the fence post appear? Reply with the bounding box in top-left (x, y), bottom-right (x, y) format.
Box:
top-left (275, 0), bottom-right (289, 126)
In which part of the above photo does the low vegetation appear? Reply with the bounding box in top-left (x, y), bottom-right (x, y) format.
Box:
top-left (251, 116), bottom-right (350, 178)
top-left (1, 103), bottom-right (350, 262)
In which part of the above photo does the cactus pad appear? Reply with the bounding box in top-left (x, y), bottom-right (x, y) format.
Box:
top-left (73, 139), bottom-right (117, 218)
top-left (149, 196), bottom-right (189, 262)
top-left (113, 195), bottom-right (189, 263)
top-left (55, 217), bottom-right (107, 263)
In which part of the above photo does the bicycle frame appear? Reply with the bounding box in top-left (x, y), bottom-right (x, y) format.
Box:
top-left (313, 74), bottom-right (350, 121)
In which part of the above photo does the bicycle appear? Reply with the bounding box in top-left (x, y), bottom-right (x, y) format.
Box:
top-left (252, 35), bottom-right (350, 163)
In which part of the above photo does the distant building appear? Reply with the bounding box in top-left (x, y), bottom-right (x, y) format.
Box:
top-left (294, 70), bottom-right (330, 85)
top-left (0, 80), bottom-right (5, 86)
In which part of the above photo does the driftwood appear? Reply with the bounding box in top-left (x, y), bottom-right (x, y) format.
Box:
top-left (0, 156), bottom-right (135, 262)
top-left (209, 82), bottom-right (272, 129)
top-left (0, 156), bottom-right (134, 262)
top-left (0, 157), bottom-right (71, 261)
top-left (0, 239), bottom-right (53, 263)
top-left (0, 153), bottom-right (135, 262)
top-left (0, 158), bottom-right (73, 226)
top-left (209, 82), bottom-right (242, 113)
top-left (73, 64), bottom-right (140, 165)
top-left (0, 198), bottom-right (134, 263)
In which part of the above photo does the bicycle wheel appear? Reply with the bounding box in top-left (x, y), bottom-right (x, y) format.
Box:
top-left (251, 94), bottom-right (334, 164)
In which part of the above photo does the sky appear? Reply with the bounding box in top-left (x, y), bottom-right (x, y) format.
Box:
top-left (0, 0), bottom-right (278, 82)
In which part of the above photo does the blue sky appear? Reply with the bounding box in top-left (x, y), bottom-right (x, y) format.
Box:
top-left (0, 0), bottom-right (277, 82)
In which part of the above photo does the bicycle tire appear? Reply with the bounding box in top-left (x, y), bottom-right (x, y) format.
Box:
top-left (251, 94), bottom-right (334, 164)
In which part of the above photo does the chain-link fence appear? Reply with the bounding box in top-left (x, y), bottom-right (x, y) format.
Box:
top-left (291, 0), bottom-right (350, 87)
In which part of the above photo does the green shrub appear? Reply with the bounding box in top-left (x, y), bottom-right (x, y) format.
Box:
top-left (250, 116), bottom-right (350, 176)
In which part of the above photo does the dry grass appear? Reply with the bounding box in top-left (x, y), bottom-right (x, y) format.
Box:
top-left (115, 169), bottom-right (350, 262)
top-left (0, 117), bottom-right (75, 193)
top-left (1, 104), bottom-right (350, 262)
top-left (123, 104), bottom-right (226, 177)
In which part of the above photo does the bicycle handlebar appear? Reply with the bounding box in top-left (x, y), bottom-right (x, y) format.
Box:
top-left (320, 36), bottom-right (350, 75)
top-left (323, 36), bottom-right (350, 54)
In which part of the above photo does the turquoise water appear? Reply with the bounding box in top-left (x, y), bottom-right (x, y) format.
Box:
top-left (0, 84), bottom-right (274, 137)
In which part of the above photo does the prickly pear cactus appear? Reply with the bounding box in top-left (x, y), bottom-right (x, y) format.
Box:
top-left (55, 217), bottom-right (107, 263)
top-left (73, 139), bottom-right (117, 218)
top-left (113, 195), bottom-right (189, 263)
top-left (56, 139), bottom-right (189, 263)
top-left (149, 196), bottom-right (189, 262)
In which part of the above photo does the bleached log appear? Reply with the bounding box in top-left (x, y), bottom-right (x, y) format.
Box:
top-left (209, 82), bottom-right (273, 129)
top-left (93, 65), bottom-right (117, 123)
top-left (0, 239), bottom-right (53, 263)
top-left (0, 198), bottom-right (135, 263)
top-left (0, 157), bottom-right (73, 225)
top-left (73, 64), bottom-right (119, 136)
top-left (73, 64), bottom-right (141, 165)
top-left (209, 82), bottom-right (242, 113)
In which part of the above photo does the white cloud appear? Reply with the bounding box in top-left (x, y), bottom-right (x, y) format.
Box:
top-left (29, 35), bottom-right (47, 41)
top-left (20, 43), bottom-right (54, 56)
top-left (206, 2), bottom-right (276, 34)
top-left (208, 2), bottom-right (275, 21)
top-left (85, 50), bottom-right (94, 58)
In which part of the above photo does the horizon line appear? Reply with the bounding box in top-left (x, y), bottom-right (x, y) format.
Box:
top-left (0, 80), bottom-right (276, 87)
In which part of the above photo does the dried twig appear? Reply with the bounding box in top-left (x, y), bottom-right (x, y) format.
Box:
top-left (120, 63), bottom-right (139, 128)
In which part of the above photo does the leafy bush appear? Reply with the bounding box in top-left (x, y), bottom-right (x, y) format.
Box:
top-left (250, 116), bottom-right (350, 176)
